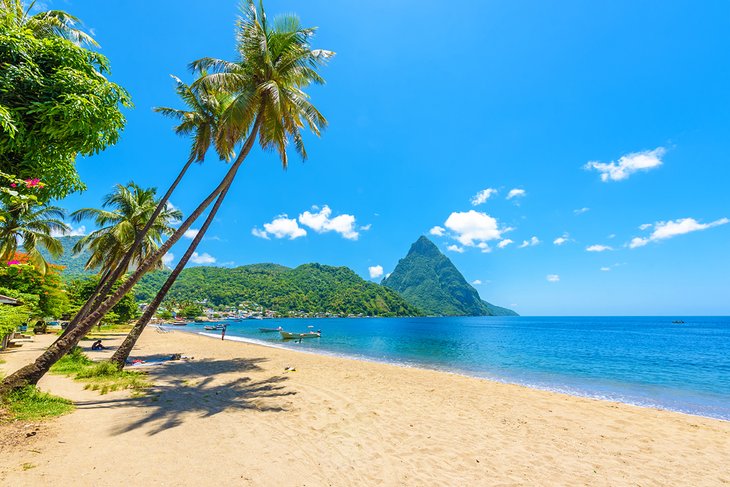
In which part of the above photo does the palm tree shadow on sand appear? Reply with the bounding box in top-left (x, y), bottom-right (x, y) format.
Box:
top-left (72, 357), bottom-right (296, 436)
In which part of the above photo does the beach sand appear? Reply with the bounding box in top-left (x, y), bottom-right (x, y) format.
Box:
top-left (1, 330), bottom-right (729, 486)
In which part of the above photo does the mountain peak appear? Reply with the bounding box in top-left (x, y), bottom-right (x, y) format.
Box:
top-left (382, 236), bottom-right (518, 317)
top-left (407, 236), bottom-right (441, 257)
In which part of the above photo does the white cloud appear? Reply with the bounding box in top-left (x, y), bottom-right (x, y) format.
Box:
top-left (183, 228), bottom-right (199, 239)
top-left (472, 279), bottom-right (482, 285)
top-left (52, 225), bottom-right (86, 237)
top-left (254, 215), bottom-right (307, 240)
top-left (553, 233), bottom-right (570, 246)
top-left (518, 236), bottom-right (540, 248)
top-left (639, 223), bottom-right (653, 230)
top-left (600, 267), bottom-right (611, 272)
top-left (162, 253), bottom-right (174, 266)
top-left (166, 201), bottom-right (178, 212)
top-left (574, 207), bottom-right (590, 215)
top-left (546, 274), bottom-right (560, 282)
top-left (429, 226), bottom-right (446, 237)
top-left (444, 210), bottom-right (506, 247)
top-left (360, 224), bottom-right (372, 231)
top-left (447, 244), bottom-right (465, 253)
top-left (506, 188), bottom-right (526, 200)
top-left (586, 244), bottom-right (613, 252)
top-left (251, 227), bottom-right (270, 240)
top-left (629, 217), bottom-right (729, 248)
top-left (471, 188), bottom-right (498, 206)
top-left (299, 205), bottom-right (359, 240)
top-left (629, 237), bottom-right (649, 249)
top-left (190, 252), bottom-right (216, 265)
top-left (477, 242), bottom-right (492, 253)
top-left (607, 234), bottom-right (616, 239)
top-left (497, 239), bottom-right (513, 249)
top-left (368, 265), bottom-right (384, 279)
top-left (584, 147), bottom-right (666, 182)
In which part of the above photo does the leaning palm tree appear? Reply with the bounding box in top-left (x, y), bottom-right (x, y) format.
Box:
top-left (2, 0), bottom-right (332, 390)
top-left (59, 75), bottom-right (232, 338)
top-left (71, 182), bottom-right (182, 278)
top-left (110, 0), bottom-right (332, 367)
top-left (0, 0), bottom-right (98, 46)
top-left (0, 202), bottom-right (68, 274)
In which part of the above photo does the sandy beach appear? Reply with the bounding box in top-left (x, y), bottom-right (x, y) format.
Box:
top-left (1, 330), bottom-right (729, 486)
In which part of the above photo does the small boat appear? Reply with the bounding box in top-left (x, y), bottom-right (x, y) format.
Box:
top-left (259, 327), bottom-right (283, 333)
top-left (280, 330), bottom-right (321, 340)
top-left (672, 320), bottom-right (686, 324)
top-left (171, 321), bottom-right (187, 326)
top-left (204, 325), bottom-right (226, 331)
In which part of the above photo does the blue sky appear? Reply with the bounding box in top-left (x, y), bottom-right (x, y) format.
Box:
top-left (50, 0), bottom-right (729, 315)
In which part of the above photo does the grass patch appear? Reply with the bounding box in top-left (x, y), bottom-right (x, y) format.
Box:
top-left (3, 386), bottom-right (73, 421)
top-left (51, 347), bottom-right (150, 395)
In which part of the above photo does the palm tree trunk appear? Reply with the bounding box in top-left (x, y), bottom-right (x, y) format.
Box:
top-left (0, 119), bottom-right (261, 395)
top-left (59, 158), bottom-right (196, 339)
top-left (110, 183), bottom-right (232, 367)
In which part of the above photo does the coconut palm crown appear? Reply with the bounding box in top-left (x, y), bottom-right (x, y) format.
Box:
top-left (0, 0), bottom-right (98, 46)
top-left (0, 202), bottom-right (68, 274)
top-left (70, 182), bottom-right (182, 277)
top-left (190, 0), bottom-right (334, 167)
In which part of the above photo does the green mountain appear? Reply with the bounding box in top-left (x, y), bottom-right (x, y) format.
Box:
top-left (135, 263), bottom-right (421, 317)
top-left (381, 236), bottom-right (518, 316)
top-left (43, 236), bottom-right (95, 278)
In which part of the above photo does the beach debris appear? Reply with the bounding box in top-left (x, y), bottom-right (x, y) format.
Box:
top-left (284, 366), bottom-right (296, 372)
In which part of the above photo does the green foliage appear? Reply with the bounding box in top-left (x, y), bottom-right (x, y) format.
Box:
top-left (0, 287), bottom-right (34, 336)
top-left (0, 199), bottom-right (68, 274)
top-left (39, 235), bottom-right (93, 279)
top-left (0, 28), bottom-right (131, 199)
top-left (66, 275), bottom-right (138, 324)
top-left (136, 263), bottom-right (420, 317)
top-left (0, 259), bottom-right (68, 318)
top-left (50, 346), bottom-right (149, 395)
top-left (2, 385), bottom-right (74, 420)
top-left (382, 236), bottom-right (518, 317)
top-left (70, 182), bottom-right (182, 275)
top-left (180, 303), bottom-right (203, 319)
top-left (157, 309), bottom-right (173, 320)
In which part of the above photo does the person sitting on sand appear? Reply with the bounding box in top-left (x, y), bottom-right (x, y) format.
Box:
top-left (91, 339), bottom-right (106, 351)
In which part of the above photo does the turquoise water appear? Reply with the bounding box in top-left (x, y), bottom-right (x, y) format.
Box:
top-left (183, 316), bottom-right (730, 420)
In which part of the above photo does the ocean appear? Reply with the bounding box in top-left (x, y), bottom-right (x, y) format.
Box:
top-left (182, 316), bottom-right (730, 421)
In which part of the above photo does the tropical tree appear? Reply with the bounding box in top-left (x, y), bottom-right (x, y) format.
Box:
top-left (3, 0), bottom-right (332, 389)
top-left (56, 72), bottom-right (233, 338)
top-left (0, 254), bottom-right (68, 318)
top-left (0, 0), bottom-right (98, 46)
top-left (109, 0), bottom-right (332, 367)
top-left (70, 182), bottom-right (182, 277)
top-left (0, 21), bottom-right (130, 199)
top-left (0, 201), bottom-right (68, 274)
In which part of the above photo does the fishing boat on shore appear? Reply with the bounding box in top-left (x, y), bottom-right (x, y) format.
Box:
top-left (171, 321), bottom-right (187, 326)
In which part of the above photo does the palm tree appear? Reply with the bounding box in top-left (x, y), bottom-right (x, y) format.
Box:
top-left (60, 75), bottom-right (233, 337)
top-left (0, 202), bottom-right (68, 274)
top-left (70, 182), bottom-right (182, 277)
top-left (2, 0), bottom-right (332, 390)
top-left (0, 0), bottom-right (98, 46)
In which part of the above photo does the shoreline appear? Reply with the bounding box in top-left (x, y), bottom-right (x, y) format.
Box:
top-left (2, 330), bottom-right (729, 485)
top-left (180, 327), bottom-right (730, 422)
